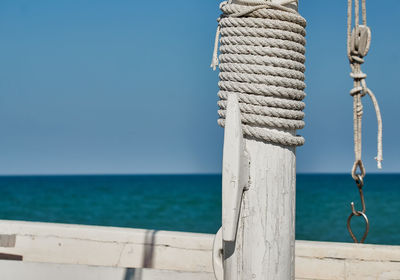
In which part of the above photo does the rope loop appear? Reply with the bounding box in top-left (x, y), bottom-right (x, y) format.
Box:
top-left (349, 72), bottom-right (366, 80)
top-left (351, 160), bottom-right (366, 181)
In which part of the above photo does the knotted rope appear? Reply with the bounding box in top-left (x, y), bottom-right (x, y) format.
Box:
top-left (212, 0), bottom-right (306, 146)
top-left (347, 0), bottom-right (383, 180)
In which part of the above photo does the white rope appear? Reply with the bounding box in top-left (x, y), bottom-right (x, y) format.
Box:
top-left (212, 0), bottom-right (306, 146)
top-left (347, 0), bottom-right (383, 178)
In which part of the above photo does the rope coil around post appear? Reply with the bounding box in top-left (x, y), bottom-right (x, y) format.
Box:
top-left (211, 0), bottom-right (307, 147)
top-left (346, 0), bottom-right (383, 243)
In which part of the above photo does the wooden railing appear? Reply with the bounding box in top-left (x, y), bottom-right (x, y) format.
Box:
top-left (0, 220), bottom-right (399, 279)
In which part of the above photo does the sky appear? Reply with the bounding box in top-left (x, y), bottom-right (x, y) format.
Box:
top-left (0, 0), bottom-right (399, 175)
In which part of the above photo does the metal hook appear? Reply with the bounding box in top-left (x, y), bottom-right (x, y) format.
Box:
top-left (347, 174), bottom-right (369, 243)
top-left (351, 174), bottom-right (366, 215)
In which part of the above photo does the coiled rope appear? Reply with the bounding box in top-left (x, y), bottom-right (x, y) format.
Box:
top-left (211, 0), bottom-right (307, 146)
top-left (347, 0), bottom-right (383, 178)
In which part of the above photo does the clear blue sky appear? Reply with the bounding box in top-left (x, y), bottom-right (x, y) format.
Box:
top-left (0, 0), bottom-right (399, 175)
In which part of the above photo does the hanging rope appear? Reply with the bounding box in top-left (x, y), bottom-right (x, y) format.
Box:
top-left (346, 0), bottom-right (383, 243)
top-left (211, 0), bottom-right (307, 146)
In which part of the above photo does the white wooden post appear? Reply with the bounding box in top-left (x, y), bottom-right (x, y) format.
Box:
top-left (230, 142), bottom-right (297, 279)
top-left (221, 141), bottom-right (297, 280)
top-left (221, 1), bottom-right (299, 279)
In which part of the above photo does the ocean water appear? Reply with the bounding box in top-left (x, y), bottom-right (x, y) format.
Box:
top-left (0, 174), bottom-right (398, 245)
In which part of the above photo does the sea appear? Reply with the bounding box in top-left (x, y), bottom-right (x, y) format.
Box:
top-left (0, 174), bottom-right (398, 245)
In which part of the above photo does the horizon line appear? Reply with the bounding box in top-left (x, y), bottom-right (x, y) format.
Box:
top-left (0, 172), bottom-right (396, 177)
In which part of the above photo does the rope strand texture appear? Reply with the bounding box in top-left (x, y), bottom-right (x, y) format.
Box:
top-left (212, 0), bottom-right (306, 146)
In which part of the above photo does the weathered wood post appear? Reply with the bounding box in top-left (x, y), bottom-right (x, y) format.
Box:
top-left (213, 1), bottom-right (303, 279)
top-left (220, 102), bottom-right (297, 280)
top-left (233, 133), bottom-right (297, 279)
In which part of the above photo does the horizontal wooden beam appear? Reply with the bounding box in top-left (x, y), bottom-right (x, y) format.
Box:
top-left (0, 261), bottom-right (214, 280)
top-left (296, 240), bottom-right (400, 279)
top-left (0, 220), bottom-right (399, 279)
top-left (0, 220), bottom-right (214, 272)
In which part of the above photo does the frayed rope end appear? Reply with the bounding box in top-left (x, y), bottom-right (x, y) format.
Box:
top-left (210, 24), bottom-right (221, 71)
top-left (375, 157), bottom-right (383, 169)
top-left (210, 57), bottom-right (219, 71)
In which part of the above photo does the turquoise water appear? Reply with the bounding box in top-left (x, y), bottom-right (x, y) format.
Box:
top-left (0, 174), bottom-right (398, 245)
